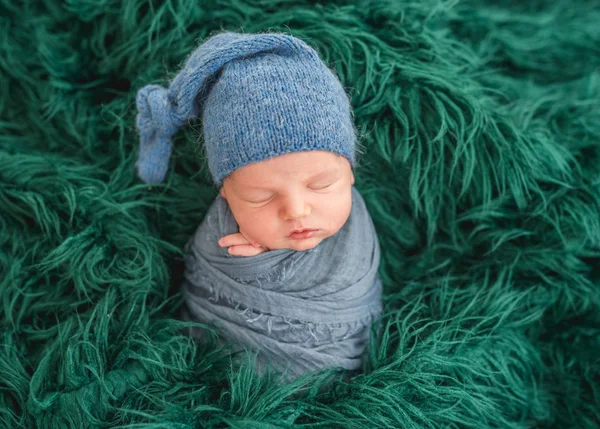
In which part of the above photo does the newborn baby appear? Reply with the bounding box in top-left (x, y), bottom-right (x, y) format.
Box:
top-left (135, 31), bottom-right (382, 380)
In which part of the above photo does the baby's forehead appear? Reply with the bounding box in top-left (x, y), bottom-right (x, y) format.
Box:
top-left (228, 151), bottom-right (346, 188)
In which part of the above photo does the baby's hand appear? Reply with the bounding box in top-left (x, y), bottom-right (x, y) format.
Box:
top-left (218, 232), bottom-right (267, 257)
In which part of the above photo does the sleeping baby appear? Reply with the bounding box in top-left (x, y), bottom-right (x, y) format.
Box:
top-left (135, 31), bottom-right (382, 380)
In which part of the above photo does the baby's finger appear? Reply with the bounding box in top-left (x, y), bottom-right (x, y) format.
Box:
top-left (218, 233), bottom-right (249, 247)
top-left (228, 244), bottom-right (266, 257)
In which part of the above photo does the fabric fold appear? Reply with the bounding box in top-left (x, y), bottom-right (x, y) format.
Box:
top-left (183, 187), bottom-right (382, 379)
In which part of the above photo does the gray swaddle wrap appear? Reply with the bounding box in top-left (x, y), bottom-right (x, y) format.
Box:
top-left (183, 187), bottom-right (382, 380)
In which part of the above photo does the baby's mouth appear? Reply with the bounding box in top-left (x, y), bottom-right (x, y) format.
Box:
top-left (288, 228), bottom-right (319, 240)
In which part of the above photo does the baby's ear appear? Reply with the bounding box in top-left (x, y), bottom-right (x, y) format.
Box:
top-left (220, 187), bottom-right (227, 199)
top-left (350, 170), bottom-right (355, 185)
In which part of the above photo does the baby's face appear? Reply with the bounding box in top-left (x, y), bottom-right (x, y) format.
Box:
top-left (220, 150), bottom-right (355, 252)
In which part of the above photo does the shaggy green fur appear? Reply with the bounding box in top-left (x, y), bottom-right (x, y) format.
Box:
top-left (1, 0), bottom-right (599, 427)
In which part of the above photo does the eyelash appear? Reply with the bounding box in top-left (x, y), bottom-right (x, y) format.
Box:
top-left (309, 181), bottom-right (335, 191)
top-left (248, 196), bottom-right (274, 205)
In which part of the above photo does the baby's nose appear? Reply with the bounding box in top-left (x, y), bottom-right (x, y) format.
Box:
top-left (280, 197), bottom-right (311, 220)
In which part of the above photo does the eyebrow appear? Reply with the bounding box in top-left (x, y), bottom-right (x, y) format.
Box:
top-left (306, 168), bottom-right (340, 181)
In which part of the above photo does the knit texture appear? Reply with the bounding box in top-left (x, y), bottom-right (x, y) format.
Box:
top-left (135, 32), bottom-right (357, 185)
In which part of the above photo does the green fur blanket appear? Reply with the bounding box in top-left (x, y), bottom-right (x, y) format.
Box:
top-left (1, 0), bottom-right (599, 427)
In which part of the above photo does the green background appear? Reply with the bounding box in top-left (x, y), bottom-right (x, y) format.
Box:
top-left (1, 0), bottom-right (599, 427)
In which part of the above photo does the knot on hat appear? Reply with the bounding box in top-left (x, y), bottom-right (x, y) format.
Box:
top-left (136, 84), bottom-right (182, 139)
top-left (135, 84), bottom-right (184, 184)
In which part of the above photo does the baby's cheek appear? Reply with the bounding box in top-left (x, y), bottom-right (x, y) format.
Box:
top-left (332, 193), bottom-right (353, 231)
top-left (243, 208), bottom-right (280, 244)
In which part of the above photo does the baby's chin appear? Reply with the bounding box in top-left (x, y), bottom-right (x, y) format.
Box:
top-left (286, 237), bottom-right (322, 251)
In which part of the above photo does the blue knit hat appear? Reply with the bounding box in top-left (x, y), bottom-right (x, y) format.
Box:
top-left (135, 31), bottom-right (357, 185)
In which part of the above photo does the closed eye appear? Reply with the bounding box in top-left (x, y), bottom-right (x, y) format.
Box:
top-left (309, 181), bottom-right (335, 191)
top-left (246, 196), bottom-right (274, 205)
